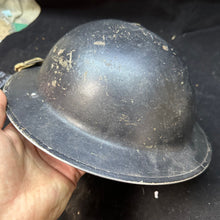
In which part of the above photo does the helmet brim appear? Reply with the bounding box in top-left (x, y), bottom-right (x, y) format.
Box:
top-left (3, 67), bottom-right (212, 185)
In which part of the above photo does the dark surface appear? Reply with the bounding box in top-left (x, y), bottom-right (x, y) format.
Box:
top-left (0, 0), bottom-right (219, 219)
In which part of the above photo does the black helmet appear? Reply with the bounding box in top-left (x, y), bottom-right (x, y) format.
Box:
top-left (4, 19), bottom-right (211, 185)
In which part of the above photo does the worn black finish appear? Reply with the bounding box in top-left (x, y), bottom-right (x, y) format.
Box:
top-left (3, 20), bottom-right (211, 185)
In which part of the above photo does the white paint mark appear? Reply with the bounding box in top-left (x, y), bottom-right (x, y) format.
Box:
top-left (31, 92), bottom-right (38, 98)
top-left (154, 190), bottom-right (159, 199)
top-left (171, 35), bottom-right (176, 40)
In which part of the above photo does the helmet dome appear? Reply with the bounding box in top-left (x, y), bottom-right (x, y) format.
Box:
top-left (39, 19), bottom-right (194, 148)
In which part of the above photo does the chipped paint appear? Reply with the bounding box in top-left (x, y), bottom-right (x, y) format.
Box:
top-left (171, 35), bottom-right (176, 40)
top-left (94, 41), bottom-right (105, 46)
top-left (125, 122), bottom-right (137, 126)
top-left (67, 50), bottom-right (75, 69)
top-left (133, 22), bottom-right (141, 26)
top-left (58, 57), bottom-right (68, 69)
top-left (58, 49), bottom-right (65, 55)
top-left (145, 145), bottom-right (154, 149)
top-left (162, 45), bottom-right (169, 51)
top-left (53, 46), bottom-right (57, 53)
top-left (119, 114), bottom-right (129, 122)
top-left (52, 80), bottom-right (57, 87)
top-left (112, 34), bottom-right (117, 39)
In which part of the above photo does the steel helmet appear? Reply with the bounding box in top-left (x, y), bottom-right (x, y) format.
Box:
top-left (4, 19), bottom-right (212, 185)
